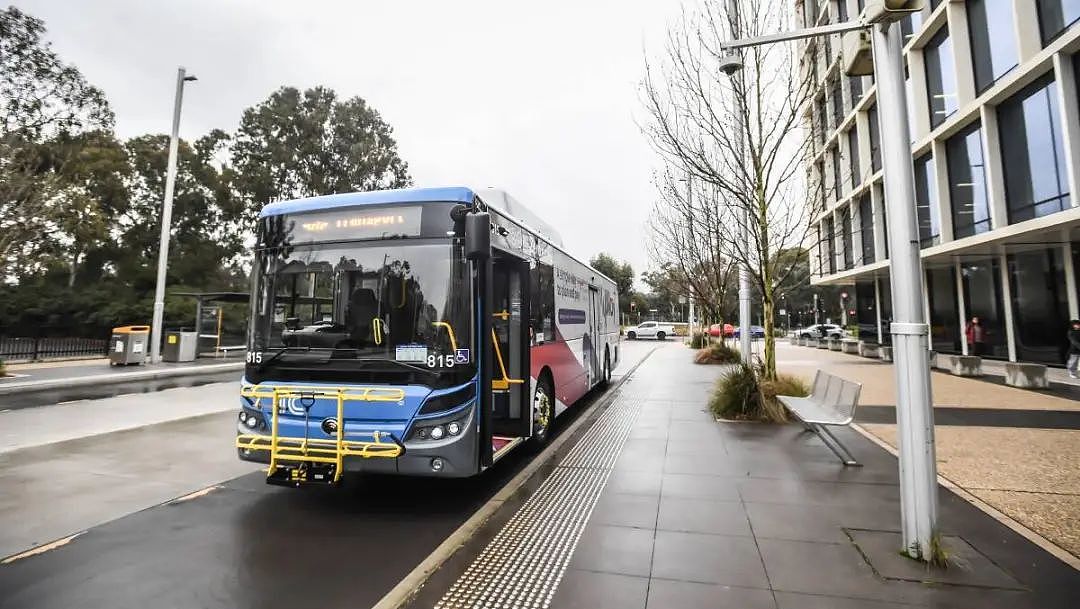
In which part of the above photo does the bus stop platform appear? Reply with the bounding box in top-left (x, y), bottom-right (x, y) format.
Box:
top-left (405, 343), bottom-right (1079, 609)
top-left (0, 358), bottom-right (244, 399)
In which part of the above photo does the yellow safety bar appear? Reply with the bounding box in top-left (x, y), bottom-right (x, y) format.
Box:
top-left (236, 384), bottom-right (405, 484)
top-left (432, 321), bottom-right (458, 352)
top-left (493, 310), bottom-right (510, 321)
top-left (491, 328), bottom-right (524, 391)
top-left (373, 317), bottom-right (385, 345)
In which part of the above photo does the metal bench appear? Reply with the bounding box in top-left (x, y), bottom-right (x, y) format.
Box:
top-left (777, 370), bottom-right (863, 466)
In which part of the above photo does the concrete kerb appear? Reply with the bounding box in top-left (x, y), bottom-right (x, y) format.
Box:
top-left (0, 362), bottom-right (245, 396)
top-left (370, 347), bottom-right (660, 609)
top-left (851, 423), bottom-right (1080, 571)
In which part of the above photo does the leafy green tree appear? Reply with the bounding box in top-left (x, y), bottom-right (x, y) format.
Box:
top-left (231, 86), bottom-right (411, 223)
top-left (0, 6), bottom-right (113, 278)
top-left (589, 253), bottom-right (635, 316)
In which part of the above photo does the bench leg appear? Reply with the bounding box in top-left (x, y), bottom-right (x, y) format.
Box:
top-left (812, 424), bottom-right (861, 467)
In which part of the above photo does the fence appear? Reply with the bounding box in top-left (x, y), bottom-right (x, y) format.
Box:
top-left (0, 337), bottom-right (109, 362)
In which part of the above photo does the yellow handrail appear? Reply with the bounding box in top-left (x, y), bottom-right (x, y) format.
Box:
top-left (373, 317), bottom-right (384, 345)
top-left (432, 322), bottom-right (458, 352)
top-left (490, 328), bottom-right (524, 391)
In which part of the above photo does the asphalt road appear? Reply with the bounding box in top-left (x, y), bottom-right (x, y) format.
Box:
top-left (0, 340), bottom-right (656, 609)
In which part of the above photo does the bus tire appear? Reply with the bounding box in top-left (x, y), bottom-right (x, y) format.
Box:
top-left (531, 375), bottom-right (554, 447)
top-left (600, 350), bottom-right (611, 387)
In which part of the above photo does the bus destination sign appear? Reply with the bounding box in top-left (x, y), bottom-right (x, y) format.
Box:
top-left (288, 206), bottom-right (423, 242)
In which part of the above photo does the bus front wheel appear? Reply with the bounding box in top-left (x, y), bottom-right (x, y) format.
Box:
top-left (531, 377), bottom-right (554, 446)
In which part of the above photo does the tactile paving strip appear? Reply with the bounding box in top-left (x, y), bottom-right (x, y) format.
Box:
top-left (434, 393), bottom-right (642, 609)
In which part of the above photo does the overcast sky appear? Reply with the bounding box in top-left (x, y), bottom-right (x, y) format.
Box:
top-left (16, 0), bottom-right (686, 281)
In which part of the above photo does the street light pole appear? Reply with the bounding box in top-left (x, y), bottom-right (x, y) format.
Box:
top-left (726, 0), bottom-right (752, 364)
top-left (870, 19), bottom-right (938, 559)
top-left (149, 66), bottom-right (196, 364)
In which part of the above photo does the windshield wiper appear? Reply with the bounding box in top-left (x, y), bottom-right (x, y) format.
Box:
top-left (255, 346), bottom-right (311, 372)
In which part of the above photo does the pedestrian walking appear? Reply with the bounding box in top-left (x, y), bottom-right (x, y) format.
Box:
top-left (1067, 320), bottom-right (1080, 379)
top-left (965, 316), bottom-right (986, 356)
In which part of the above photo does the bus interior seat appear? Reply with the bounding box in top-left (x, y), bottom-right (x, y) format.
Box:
top-left (348, 288), bottom-right (378, 343)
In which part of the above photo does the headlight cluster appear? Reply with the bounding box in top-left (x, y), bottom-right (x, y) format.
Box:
top-left (415, 417), bottom-right (466, 441)
top-left (238, 410), bottom-right (265, 431)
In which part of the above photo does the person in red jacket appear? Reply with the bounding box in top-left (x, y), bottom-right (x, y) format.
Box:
top-left (964, 316), bottom-right (986, 356)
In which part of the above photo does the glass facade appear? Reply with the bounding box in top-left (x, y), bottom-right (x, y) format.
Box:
top-left (831, 146), bottom-right (843, 202)
top-left (925, 27), bottom-right (958, 128)
top-left (926, 266), bottom-right (961, 354)
top-left (1008, 248), bottom-right (1070, 364)
top-left (946, 121), bottom-right (991, 238)
top-left (999, 74), bottom-right (1070, 223)
top-left (831, 75), bottom-right (844, 127)
top-left (914, 153), bottom-right (940, 247)
top-left (878, 278), bottom-right (893, 346)
top-left (968, 0), bottom-right (1019, 92)
top-left (859, 194), bottom-right (874, 264)
top-left (855, 279), bottom-right (878, 343)
top-left (840, 206), bottom-right (854, 270)
top-left (960, 258), bottom-right (1008, 358)
top-left (847, 128), bottom-right (861, 188)
top-left (1037, 0), bottom-right (1080, 45)
top-left (850, 75), bottom-right (864, 108)
top-left (901, 11), bottom-right (924, 42)
top-left (823, 216), bottom-right (837, 274)
top-left (868, 105), bottom-right (881, 171)
top-left (816, 94), bottom-right (829, 143)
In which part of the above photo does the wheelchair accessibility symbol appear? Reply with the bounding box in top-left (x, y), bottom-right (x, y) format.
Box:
top-left (455, 348), bottom-right (471, 364)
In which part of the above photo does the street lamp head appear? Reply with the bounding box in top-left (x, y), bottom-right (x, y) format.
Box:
top-left (183, 75), bottom-right (198, 82)
top-left (718, 53), bottom-right (743, 76)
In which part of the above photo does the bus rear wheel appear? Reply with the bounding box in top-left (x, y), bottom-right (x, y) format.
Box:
top-left (531, 378), bottom-right (553, 446)
top-left (600, 351), bottom-right (611, 387)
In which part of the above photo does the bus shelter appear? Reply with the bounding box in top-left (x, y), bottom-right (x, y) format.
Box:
top-left (171, 292), bottom-right (250, 357)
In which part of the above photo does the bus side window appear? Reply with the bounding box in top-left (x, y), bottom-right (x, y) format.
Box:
top-left (531, 263), bottom-right (555, 343)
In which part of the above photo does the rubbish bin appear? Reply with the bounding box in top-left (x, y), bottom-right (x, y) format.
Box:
top-left (163, 331), bottom-right (198, 362)
top-left (109, 325), bottom-right (150, 366)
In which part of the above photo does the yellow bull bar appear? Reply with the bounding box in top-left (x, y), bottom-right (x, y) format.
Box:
top-left (236, 384), bottom-right (406, 483)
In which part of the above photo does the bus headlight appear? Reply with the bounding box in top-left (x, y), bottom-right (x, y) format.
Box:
top-left (429, 425), bottom-right (446, 440)
top-left (413, 414), bottom-right (468, 442)
top-left (447, 421), bottom-right (461, 436)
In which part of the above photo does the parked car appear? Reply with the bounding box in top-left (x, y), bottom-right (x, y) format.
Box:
top-left (733, 325), bottom-right (766, 339)
top-left (707, 323), bottom-right (735, 337)
top-left (626, 321), bottom-right (676, 340)
top-left (796, 324), bottom-right (845, 339)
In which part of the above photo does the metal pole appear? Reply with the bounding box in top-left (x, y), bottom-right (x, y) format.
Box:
top-left (871, 21), bottom-right (938, 558)
top-left (150, 67), bottom-right (191, 364)
top-left (813, 293), bottom-right (819, 325)
top-left (727, 0), bottom-right (752, 363)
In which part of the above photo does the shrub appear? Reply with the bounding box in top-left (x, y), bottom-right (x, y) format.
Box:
top-left (694, 341), bottom-right (741, 365)
top-left (0, 359), bottom-right (5, 377)
top-left (689, 332), bottom-right (706, 349)
top-left (709, 363), bottom-right (807, 423)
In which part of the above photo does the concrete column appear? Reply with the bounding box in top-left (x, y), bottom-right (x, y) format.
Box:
top-left (907, 49), bottom-right (931, 143)
top-left (946, 0), bottom-right (978, 108)
top-left (856, 109), bottom-right (873, 186)
top-left (1012, 0), bottom-right (1043, 63)
top-left (853, 196), bottom-right (865, 266)
top-left (998, 250), bottom-right (1018, 362)
top-left (932, 139), bottom-right (954, 241)
top-left (1052, 52), bottom-right (1080, 209)
top-left (980, 105), bottom-right (1009, 230)
top-left (955, 258), bottom-right (969, 356)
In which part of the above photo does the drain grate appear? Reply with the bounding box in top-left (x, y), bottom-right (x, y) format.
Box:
top-left (434, 392), bottom-right (643, 609)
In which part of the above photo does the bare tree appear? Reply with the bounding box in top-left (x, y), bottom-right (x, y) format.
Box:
top-left (642, 0), bottom-right (828, 379)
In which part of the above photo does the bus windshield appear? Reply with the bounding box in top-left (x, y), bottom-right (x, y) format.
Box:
top-left (248, 240), bottom-right (473, 385)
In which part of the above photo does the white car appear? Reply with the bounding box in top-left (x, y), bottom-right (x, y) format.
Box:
top-left (626, 321), bottom-right (675, 341)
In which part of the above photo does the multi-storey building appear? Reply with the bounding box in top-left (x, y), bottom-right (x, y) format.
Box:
top-left (802, 0), bottom-right (1080, 365)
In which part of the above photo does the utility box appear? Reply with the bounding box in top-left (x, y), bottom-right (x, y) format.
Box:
top-left (109, 325), bottom-right (150, 366)
top-left (163, 331), bottom-right (198, 362)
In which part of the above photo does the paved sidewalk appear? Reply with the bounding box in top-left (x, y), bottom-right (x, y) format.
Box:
top-left (0, 357), bottom-right (244, 396)
top-left (546, 343), bottom-right (1077, 609)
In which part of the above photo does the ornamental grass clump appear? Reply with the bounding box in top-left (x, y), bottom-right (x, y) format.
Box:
top-left (694, 341), bottom-right (741, 365)
top-left (689, 332), bottom-right (706, 349)
top-left (709, 361), bottom-right (809, 423)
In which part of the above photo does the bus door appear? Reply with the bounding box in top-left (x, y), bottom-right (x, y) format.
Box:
top-left (587, 285), bottom-right (601, 386)
top-left (490, 253), bottom-right (531, 444)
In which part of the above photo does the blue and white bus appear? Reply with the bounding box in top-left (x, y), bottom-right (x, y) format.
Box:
top-left (236, 187), bottom-right (619, 485)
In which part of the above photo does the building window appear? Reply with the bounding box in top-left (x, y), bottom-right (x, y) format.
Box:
top-left (968, 0), bottom-right (1019, 92)
top-left (837, 0), bottom-right (848, 22)
top-left (823, 216), bottom-right (837, 274)
top-left (868, 105), bottom-right (881, 171)
top-left (816, 159), bottom-right (827, 211)
top-left (816, 94), bottom-right (829, 143)
top-left (831, 75), bottom-right (844, 127)
top-left (878, 277), bottom-right (892, 345)
top-left (1008, 248), bottom-right (1070, 364)
top-left (960, 258), bottom-right (1008, 358)
top-left (946, 121), bottom-right (991, 238)
top-left (840, 206), bottom-right (854, 270)
top-left (806, 0), bottom-right (819, 26)
top-left (1037, 0), bottom-right (1080, 45)
top-left (914, 153), bottom-right (940, 247)
top-left (847, 128), bottom-right (861, 189)
top-left (859, 194), bottom-right (874, 264)
top-left (849, 75), bottom-right (864, 108)
top-left (926, 266), bottom-right (961, 354)
top-left (900, 10), bottom-right (923, 42)
top-left (924, 27), bottom-right (958, 128)
top-left (999, 74), bottom-right (1070, 223)
top-left (831, 146), bottom-right (843, 202)
top-left (855, 279), bottom-right (877, 343)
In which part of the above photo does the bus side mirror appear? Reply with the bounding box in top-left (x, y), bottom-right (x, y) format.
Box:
top-left (465, 212), bottom-right (491, 261)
